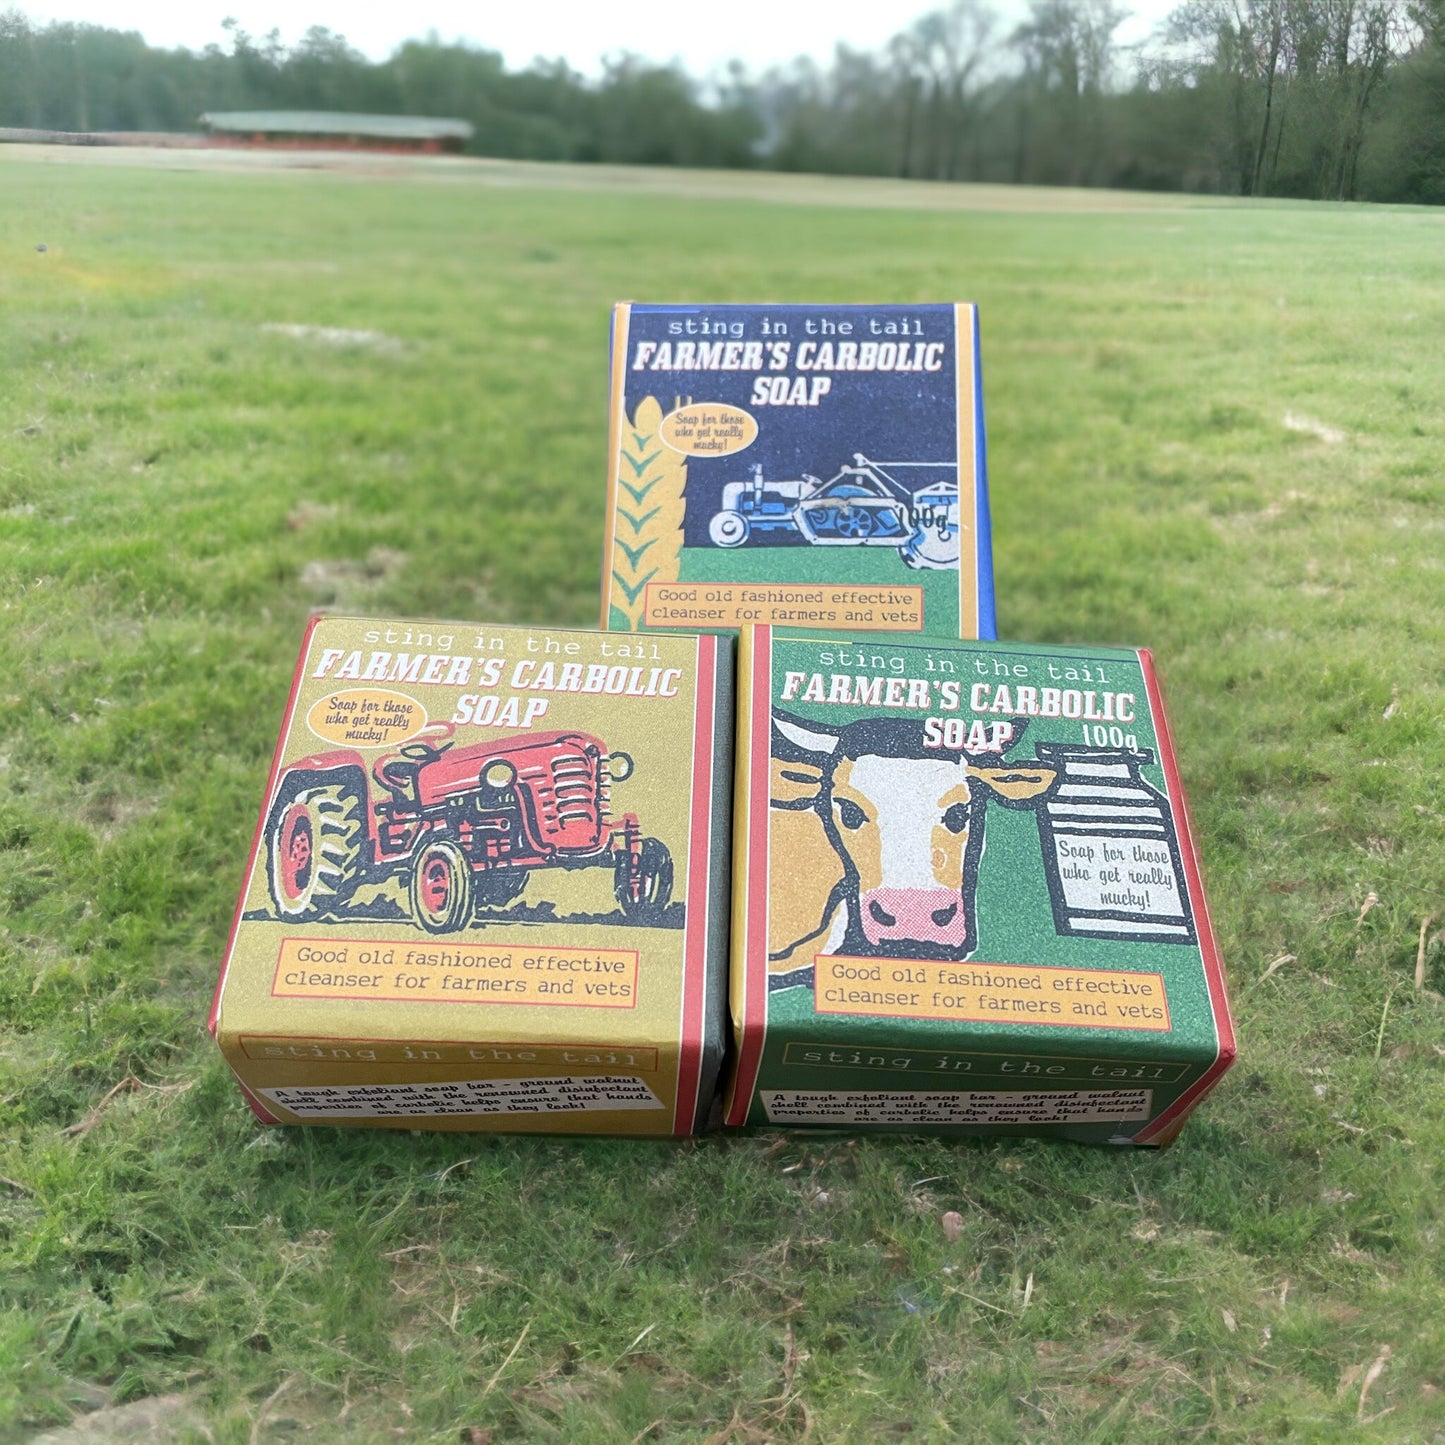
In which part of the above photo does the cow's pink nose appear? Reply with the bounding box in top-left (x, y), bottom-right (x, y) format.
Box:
top-left (861, 888), bottom-right (970, 947)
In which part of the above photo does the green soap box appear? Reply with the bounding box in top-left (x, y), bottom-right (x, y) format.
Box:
top-left (725, 626), bottom-right (1235, 1145)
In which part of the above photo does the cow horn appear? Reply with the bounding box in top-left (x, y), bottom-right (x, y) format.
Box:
top-left (773, 711), bottom-right (841, 758)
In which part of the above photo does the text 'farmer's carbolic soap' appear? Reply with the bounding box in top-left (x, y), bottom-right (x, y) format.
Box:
top-left (602, 303), bottom-right (996, 640)
top-left (725, 626), bottom-right (1235, 1146)
top-left (210, 615), bottom-right (733, 1136)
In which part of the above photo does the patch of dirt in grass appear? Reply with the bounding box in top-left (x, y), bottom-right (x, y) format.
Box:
top-left (27, 1391), bottom-right (209, 1443)
top-left (286, 499), bottom-right (341, 531)
top-left (61, 1075), bottom-right (195, 1139)
top-left (1213, 489), bottom-right (1316, 530)
top-left (383, 1247), bottom-right (519, 1360)
top-left (298, 547), bottom-right (406, 606)
top-left (508, 1355), bottom-right (759, 1441)
top-left (261, 322), bottom-right (403, 354)
top-left (184, 260), bottom-right (342, 278)
top-left (1259, 489), bottom-right (1315, 521)
top-left (508, 1369), bottom-right (604, 1419)
top-left (1030, 1333), bottom-right (1206, 1422)
top-left (79, 786), bottom-right (159, 841)
top-left (1283, 412), bottom-right (1348, 444)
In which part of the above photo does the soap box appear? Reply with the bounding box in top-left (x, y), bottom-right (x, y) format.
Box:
top-left (210, 615), bottom-right (733, 1136)
top-left (602, 302), bottom-right (995, 640)
top-left (725, 626), bottom-right (1235, 1145)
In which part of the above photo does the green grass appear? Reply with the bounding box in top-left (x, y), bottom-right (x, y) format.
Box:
top-left (2, 148), bottom-right (1444, 1442)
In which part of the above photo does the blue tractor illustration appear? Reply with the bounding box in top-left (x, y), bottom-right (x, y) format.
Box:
top-left (707, 469), bottom-right (812, 546)
top-left (707, 455), bottom-right (960, 570)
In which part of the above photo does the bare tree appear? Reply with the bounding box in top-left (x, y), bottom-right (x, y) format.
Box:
top-left (888, 31), bottom-right (924, 176)
top-left (1327, 0), bottom-right (1413, 197)
top-left (1162, 0), bottom-right (1417, 196)
top-left (1012, 0), bottom-right (1127, 184)
top-left (901, 1), bottom-right (999, 180)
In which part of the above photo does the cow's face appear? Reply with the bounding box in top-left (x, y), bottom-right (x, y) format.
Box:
top-left (773, 711), bottom-right (1056, 960)
top-left (828, 752), bottom-right (978, 951)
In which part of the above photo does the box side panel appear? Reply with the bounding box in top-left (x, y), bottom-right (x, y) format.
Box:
top-left (693, 629), bottom-right (736, 1131)
top-left (1129, 648), bottom-right (1236, 1143)
top-left (723, 625), bottom-right (774, 1126)
top-left (670, 632), bottom-right (734, 1134)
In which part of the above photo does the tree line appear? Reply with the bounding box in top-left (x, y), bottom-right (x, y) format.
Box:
top-left (2, 1), bottom-right (1441, 203)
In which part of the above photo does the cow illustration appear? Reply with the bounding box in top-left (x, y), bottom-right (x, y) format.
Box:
top-left (769, 710), bottom-right (1058, 969)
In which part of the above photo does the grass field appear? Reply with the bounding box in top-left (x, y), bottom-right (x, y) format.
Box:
top-left (2, 147), bottom-right (1443, 1443)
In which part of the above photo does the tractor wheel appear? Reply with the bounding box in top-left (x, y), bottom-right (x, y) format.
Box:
top-left (474, 869), bottom-right (527, 909)
top-left (614, 836), bottom-right (673, 922)
top-left (708, 510), bottom-right (750, 547)
top-left (266, 779), bottom-right (365, 919)
top-left (409, 839), bottom-right (475, 934)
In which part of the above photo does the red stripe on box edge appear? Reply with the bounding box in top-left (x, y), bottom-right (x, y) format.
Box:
top-left (237, 1076), bottom-right (283, 1125)
top-left (208, 613), bottom-right (324, 1037)
top-left (1130, 648), bottom-right (1237, 1145)
top-left (724, 627), bottom-right (773, 1127)
top-left (672, 633), bottom-right (717, 1134)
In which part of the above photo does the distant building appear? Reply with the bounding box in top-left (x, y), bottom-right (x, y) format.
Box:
top-left (199, 112), bottom-right (473, 154)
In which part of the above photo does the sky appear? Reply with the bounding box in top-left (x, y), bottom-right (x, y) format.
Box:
top-left (26, 1), bottom-right (1178, 79)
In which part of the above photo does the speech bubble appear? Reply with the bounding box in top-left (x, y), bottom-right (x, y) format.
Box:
top-left (659, 401), bottom-right (758, 458)
top-left (306, 689), bottom-right (427, 748)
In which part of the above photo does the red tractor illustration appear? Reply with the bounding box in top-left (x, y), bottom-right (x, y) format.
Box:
top-left (262, 726), bottom-right (673, 933)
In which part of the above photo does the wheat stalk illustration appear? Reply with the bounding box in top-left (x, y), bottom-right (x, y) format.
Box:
top-left (611, 396), bottom-right (688, 629)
